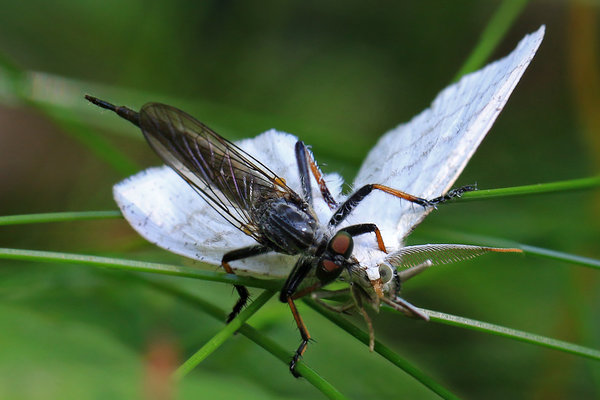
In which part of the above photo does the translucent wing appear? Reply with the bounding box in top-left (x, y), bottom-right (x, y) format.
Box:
top-left (139, 103), bottom-right (303, 241)
top-left (350, 26), bottom-right (545, 251)
top-left (114, 130), bottom-right (344, 277)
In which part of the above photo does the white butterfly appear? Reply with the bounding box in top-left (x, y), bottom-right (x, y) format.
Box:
top-left (88, 25), bottom-right (544, 373)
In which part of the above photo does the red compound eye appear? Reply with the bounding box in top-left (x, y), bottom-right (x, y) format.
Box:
top-left (321, 259), bottom-right (339, 273)
top-left (316, 257), bottom-right (343, 283)
top-left (329, 231), bottom-right (354, 258)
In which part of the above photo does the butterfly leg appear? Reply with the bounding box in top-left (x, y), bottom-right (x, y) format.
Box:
top-left (312, 286), bottom-right (377, 351)
top-left (328, 183), bottom-right (475, 227)
top-left (349, 284), bottom-right (377, 351)
top-left (310, 288), bottom-right (355, 314)
top-left (221, 245), bottom-right (271, 323)
top-left (380, 295), bottom-right (430, 321)
top-left (295, 141), bottom-right (339, 210)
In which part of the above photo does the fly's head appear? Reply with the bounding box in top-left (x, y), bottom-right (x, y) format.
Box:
top-left (315, 231), bottom-right (355, 285)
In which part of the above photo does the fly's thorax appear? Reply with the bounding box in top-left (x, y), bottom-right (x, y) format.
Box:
top-left (255, 197), bottom-right (320, 255)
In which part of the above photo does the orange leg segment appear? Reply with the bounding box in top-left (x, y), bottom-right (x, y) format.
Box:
top-left (371, 184), bottom-right (431, 205)
top-left (371, 225), bottom-right (387, 253)
top-left (340, 223), bottom-right (388, 253)
top-left (305, 147), bottom-right (338, 209)
top-left (287, 297), bottom-right (311, 377)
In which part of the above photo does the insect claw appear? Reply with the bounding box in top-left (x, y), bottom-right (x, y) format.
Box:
top-left (289, 356), bottom-right (303, 378)
top-left (421, 201), bottom-right (437, 209)
top-left (416, 199), bottom-right (433, 208)
top-left (225, 284), bottom-right (250, 323)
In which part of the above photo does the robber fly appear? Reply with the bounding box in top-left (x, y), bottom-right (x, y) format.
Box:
top-left (84, 95), bottom-right (479, 374)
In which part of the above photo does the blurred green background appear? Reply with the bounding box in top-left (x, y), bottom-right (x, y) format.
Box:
top-left (0, 1), bottom-right (599, 399)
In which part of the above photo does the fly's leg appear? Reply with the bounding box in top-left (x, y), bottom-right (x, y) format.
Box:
top-left (280, 257), bottom-right (314, 303)
top-left (329, 183), bottom-right (476, 227)
top-left (287, 297), bottom-right (311, 378)
top-left (294, 141), bottom-right (313, 206)
top-left (221, 245), bottom-right (271, 323)
top-left (428, 185), bottom-right (476, 205)
top-left (340, 223), bottom-right (388, 253)
top-left (295, 141), bottom-right (338, 210)
top-left (279, 257), bottom-right (316, 377)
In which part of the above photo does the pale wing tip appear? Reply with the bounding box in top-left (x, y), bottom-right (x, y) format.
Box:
top-left (520, 24), bottom-right (545, 53)
top-left (533, 24), bottom-right (546, 39)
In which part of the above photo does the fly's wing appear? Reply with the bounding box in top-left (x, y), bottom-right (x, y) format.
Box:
top-left (138, 103), bottom-right (302, 241)
top-left (350, 26), bottom-right (545, 251)
top-left (114, 130), bottom-right (344, 277)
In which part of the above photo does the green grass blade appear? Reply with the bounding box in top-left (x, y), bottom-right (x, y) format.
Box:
top-left (520, 244), bottom-right (600, 269)
top-left (0, 211), bottom-right (121, 226)
top-left (3, 177), bottom-right (597, 228)
top-left (0, 52), bottom-right (26, 101)
top-left (0, 53), bottom-right (139, 176)
top-left (418, 309), bottom-right (600, 361)
top-left (34, 102), bottom-right (140, 176)
top-left (3, 249), bottom-right (348, 396)
top-left (173, 290), bottom-right (276, 380)
top-left (140, 278), bottom-right (348, 400)
top-left (452, 0), bottom-right (530, 81)
top-left (455, 176), bottom-right (600, 202)
top-left (304, 298), bottom-right (459, 400)
top-left (0, 247), bottom-right (282, 290)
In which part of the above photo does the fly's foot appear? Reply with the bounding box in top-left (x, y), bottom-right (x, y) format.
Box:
top-left (289, 336), bottom-right (311, 378)
top-left (423, 184), bottom-right (477, 207)
top-left (225, 284), bottom-right (250, 323)
top-left (289, 354), bottom-right (303, 378)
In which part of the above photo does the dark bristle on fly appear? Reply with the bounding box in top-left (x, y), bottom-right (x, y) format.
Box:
top-left (85, 95), bottom-right (140, 127)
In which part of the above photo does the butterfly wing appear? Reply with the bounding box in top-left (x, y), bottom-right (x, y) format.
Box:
top-left (350, 26), bottom-right (545, 251)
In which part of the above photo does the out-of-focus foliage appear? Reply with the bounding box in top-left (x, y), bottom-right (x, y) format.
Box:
top-left (0, 1), bottom-right (598, 399)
